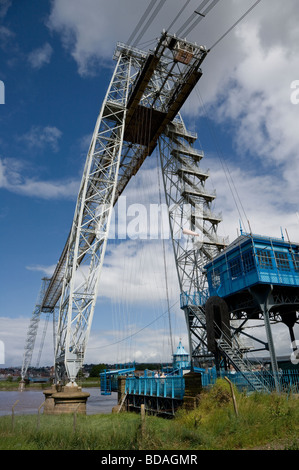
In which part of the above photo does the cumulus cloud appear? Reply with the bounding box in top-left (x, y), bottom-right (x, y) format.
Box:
top-left (20, 125), bottom-right (62, 152)
top-left (47, 0), bottom-right (172, 76)
top-left (0, 157), bottom-right (79, 199)
top-left (28, 42), bottom-right (53, 69)
top-left (0, 316), bottom-right (54, 367)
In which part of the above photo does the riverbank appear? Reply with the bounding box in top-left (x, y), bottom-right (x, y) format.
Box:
top-left (0, 379), bottom-right (298, 450)
top-left (0, 378), bottom-right (100, 391)
top-left (0, 387), bottom-right (117, 416)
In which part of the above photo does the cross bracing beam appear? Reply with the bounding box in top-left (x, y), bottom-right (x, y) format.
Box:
top-left (24, 32), bottom-right (216, 383)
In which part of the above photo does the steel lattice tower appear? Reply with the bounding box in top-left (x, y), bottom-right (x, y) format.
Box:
top-left (22, 32), bottom-right (226, 383)
top-left (159, 122), bottom-right (227, 367)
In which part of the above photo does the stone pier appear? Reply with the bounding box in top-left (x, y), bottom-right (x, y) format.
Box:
top-left (43, 383), bottom-right (90, 415)
top-left (182, 372), bottom-right (202, 410)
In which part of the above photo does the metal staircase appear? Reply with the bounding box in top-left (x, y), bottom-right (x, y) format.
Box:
top-left (217, 333), bottom-right (271, 393)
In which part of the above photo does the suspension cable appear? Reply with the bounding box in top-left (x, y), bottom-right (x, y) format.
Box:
top-left (156, 147), bottom-right (174, 357)
top-left (209, 0), bottom-right (263, 51)
top-left (132, 0), bottom-right (167, 47)
top-left (179, 0), bottom-right (222, 37)
top-left (166, 0), bottom-right (192, 33)
top-left (195, 87), bottom-right (250, 233)
top-left (127, 0), bottom-right (158, 45)
top-left (176, 0), bottom-right (207, 37)
top-left (87, 298), bottom-right (180, 350)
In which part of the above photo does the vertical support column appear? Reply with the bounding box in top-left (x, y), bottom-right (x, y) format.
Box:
top-left (250, 285), bottom-right (280, 393)
top-left (263, 305), bottom-right (280, 393)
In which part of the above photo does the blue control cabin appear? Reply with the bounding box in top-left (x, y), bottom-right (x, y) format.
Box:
top-left (203, 232), bottom-right (299, 379)
top-left (204, 232), bottom-right (299, 352)
top-left (205, 233), bottom-right (299, 300)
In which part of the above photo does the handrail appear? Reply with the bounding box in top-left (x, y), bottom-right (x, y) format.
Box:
top-left (214, 322), bottom-right (273, 392)
top-left (125, 373), bottom-right (185, 400)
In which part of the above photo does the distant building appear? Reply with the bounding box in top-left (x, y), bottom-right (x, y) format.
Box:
top-left (172, 340), bottom-right (190, 370)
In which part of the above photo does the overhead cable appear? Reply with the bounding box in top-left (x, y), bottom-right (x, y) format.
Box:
top-left (132, 0), bottom-right (167, 47)
top-left (156, 148), bottom-right (174, 357)
top-left (182, 0), bottom-right (221, 37)
top-left (127, 0), bottom-right (158, 45)
top-left (176, 0), bottom-right (214, 37)
top-left (195, 87), bottom-right (249, 233)
top-left (166, 0), bottom-right (192, 33)
top-left (87, 299), bottom-right (180, 350)
top-left (209, 0), bottom-right (263, 51)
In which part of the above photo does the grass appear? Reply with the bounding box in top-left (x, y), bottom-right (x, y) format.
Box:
top-left (0, 379), bottom-right (298, 450)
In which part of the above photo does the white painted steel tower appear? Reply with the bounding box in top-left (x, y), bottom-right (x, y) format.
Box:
top-left (21, 32), bottom-right (225, 383)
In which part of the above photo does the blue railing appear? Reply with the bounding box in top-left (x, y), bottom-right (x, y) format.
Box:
top-left (180, 290), bottom-right (209, 308)
top-left (197, 368), bottom-right (299, 393)
top-left (125, 372), bottom-right (185, 400)
top-left (100, 367), bottom-right (135, 395)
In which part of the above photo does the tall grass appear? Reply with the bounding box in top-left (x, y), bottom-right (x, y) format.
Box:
top-left (0, 413), bottom-right (142, 450)
top-left (1, 379), bottom-right (298, 450)
top-left (171, 379), bottom-right (299, 450)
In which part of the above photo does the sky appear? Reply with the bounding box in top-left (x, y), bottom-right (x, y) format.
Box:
top-left (1, 0), bottom-right (299, 369)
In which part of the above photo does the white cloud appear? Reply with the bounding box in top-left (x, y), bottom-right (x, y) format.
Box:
top-left (85, 325), bottom-right (185, 365)
top-left (207, 156), bottom-right (299, 244)
top-left (20, 125), bottom-right (62, 152)
top-left (26, 264), bottom-right (56, 277)
top-left (0, 316), bottom-right (54, 367)
top-left (0, 312), bottom-right (185, 366)
top-left (0, 157), bottom-right (79, 199)
top-left (99, 238), bottom-right (179, 304)
top-left (28, 42), bottom-right (53, 69)
top-left (47, 0), bottom-right (171, 76)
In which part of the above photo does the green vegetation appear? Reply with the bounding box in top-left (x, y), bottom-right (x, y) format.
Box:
top-left (88, 364), bottom-right (107, 377)
top-left (0, 379), bottom-right (298, 450)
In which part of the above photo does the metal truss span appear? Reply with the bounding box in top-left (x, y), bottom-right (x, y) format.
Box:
top-left (22, 32), bottom-right (215, 383)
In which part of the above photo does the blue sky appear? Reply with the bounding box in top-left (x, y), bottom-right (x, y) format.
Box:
top-left (1, 0), bottom-right (299, 367)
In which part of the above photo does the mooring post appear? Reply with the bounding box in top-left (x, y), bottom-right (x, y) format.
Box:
top-left (141, 404), bottom-right (146, 437)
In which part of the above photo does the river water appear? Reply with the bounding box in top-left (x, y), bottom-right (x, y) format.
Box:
top-left (0, 388), bottom-right (118, 416)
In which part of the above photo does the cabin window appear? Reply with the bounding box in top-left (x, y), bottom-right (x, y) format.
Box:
top-left (242, 249), bottom-right (255, 273)
top-left (293, 253), bottom-right (299, 271)
top-left (274, 251), bottom-right (290, 271)
top-left (256, 249), bottom-right (273, 269)
top-left (229, 257), bottom-right (242, 279)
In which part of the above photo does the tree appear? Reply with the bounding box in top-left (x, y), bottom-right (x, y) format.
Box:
top-left (89, 364), bottom-right (107, 377)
